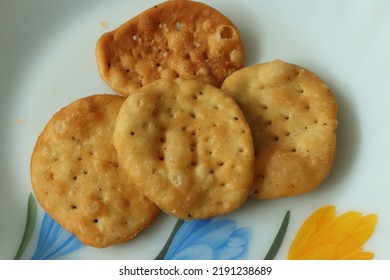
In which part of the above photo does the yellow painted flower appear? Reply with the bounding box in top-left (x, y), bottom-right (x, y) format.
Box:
top-left (288, 206), bottom-right (377, 260)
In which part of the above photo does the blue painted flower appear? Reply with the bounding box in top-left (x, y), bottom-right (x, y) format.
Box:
top-left (164, 219), bottom-right (252, 260)
top-left (31, 213), bottom-right (84, 260)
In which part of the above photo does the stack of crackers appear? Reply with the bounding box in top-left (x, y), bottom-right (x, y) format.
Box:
top-left (30, 0), bottom-right (338, 248)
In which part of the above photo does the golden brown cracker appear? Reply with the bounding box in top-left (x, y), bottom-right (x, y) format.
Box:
top-left (96, 0), bottom-right (245, 96)
top-left (221, 60), bottom-right (338, 198)
top-left (113, 78), bottom-right (254, 219)
top-left (30, 94), bottom-right (160, 248)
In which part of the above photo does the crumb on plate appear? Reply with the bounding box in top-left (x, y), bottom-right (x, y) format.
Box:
top-left (99, 21), bottom-right (108, 29)
top-left (16, 117), bottom-right (24, 125)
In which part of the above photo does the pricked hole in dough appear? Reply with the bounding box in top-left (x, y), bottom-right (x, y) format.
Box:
top-left (219, 26), bottom-right (233, 39)
top-left (54, 158), bottom-right (58, 162)
top-left (73, 176), bottom-right (77, 180)
top-left (267, 120), bottom-right (272, 125)
top-left (313, 119), bottom-right (319, 124)
top-left (218, 162), bottom-right (225, 167)
top-left (209, 169), bottom-right (215, 174)
top-left (166, 107), bottom-right (174, 118)
top-left (70, 205), bottom-right (77, 209)
top-left (273, 136), bottom-right (279, 141)
top-left (160, 137), bottom-right (166, 143)
top-left (323, 122), bottom-right (328, 126)
top-left (48, 172), bottom-right (54, 180)
top-left (262, 105), bottom-right (268, 110)
top-left (238, 148), bottom-right (244, 153)
top-left (291, 148), bottom-right (297, 152)
top-left (93, 219), bottom-right (99, 223)
top-left (77, 157), bottom-right (82, 161)
top-left (286, 131), bottom-right (291, 137)
top-left (159, 125), bottom-right (166, 132)
top-left (187, 214), bottom-right (192, 218)
top-left (297, 84), bottom-right (304, 93)
top-left (125, 69), bottom-right (130, 73)
top-left (233, 116), bottom-right (239, 121)
top-left (190, 161), bottom-right (197, 166)
top-left (283, 115), bottom-right (290, 121)
top-left (176, 22), bottom-right (182, 31)
top-left (258, 174), bottom-right (265, 179)
top-left (83, 170), bottom-right (88, 175)
top-left (220, 182), bottom-right (226, 186)
top-left (189, 113), bottom-right (196, 119)
top-left (199, 91), bottom-right (204, 96)
top-left (304, 126), bottom-right (308, 130)
top-left (190, 143), bottom-right (197, 152)
top-left (158, 156), bottom-right (164, 161)
top-left (130, 131), bottom-right (135, 136)
top-left (89, 151), bottom-right (94, 156)
top-left (107, 62), bottom-right (111, 68)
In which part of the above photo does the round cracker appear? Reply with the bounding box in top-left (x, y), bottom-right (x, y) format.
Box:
top-left (96, 0), bottom-right (244, 96)
top-left (30, 94), bottom-right (160, 248)
top-left (113, 78), bottom-right (255, 219)
top-left (221, 60), bottom-right (338, 198)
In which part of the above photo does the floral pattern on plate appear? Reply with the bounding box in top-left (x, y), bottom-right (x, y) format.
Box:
top-left (14, 194), bottom-right (377, 260)
top-left (31, 213), bottom-right (84, 260)
top-left (157, 219), bottom-right (252, 260)
top-left (288, 205), bottom-right (377, 260)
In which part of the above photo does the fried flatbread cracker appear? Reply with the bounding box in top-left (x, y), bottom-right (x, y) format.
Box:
top-left (30, 94), bottom-right (160, 248)
top-left (221, 60), bottom-right (338, 198)
top-left (113, 78), bottom-right (254, 219)
top-left (96, 0), bottom-right (244, 96)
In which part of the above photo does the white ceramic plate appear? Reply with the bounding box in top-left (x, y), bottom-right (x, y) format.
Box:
top-left (1, 0), bottom-right (389, 260)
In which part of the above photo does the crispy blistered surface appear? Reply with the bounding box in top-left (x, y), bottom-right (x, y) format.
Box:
top-left (114, 78), bottom-right (254, 219)
top-left (30, 94), bottom-right (160, 248)
top-left (221, 60), bottom-right (338, 198)
top-left (96, 0), bottom-right (244, 96)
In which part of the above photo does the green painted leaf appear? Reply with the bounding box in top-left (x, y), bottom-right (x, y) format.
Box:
top-left (14, 193), bottom-right (37, 260)
top-left (264, 210), bottom-right (290, 260)
top-left (155, 219), bottom-right (184, 260)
